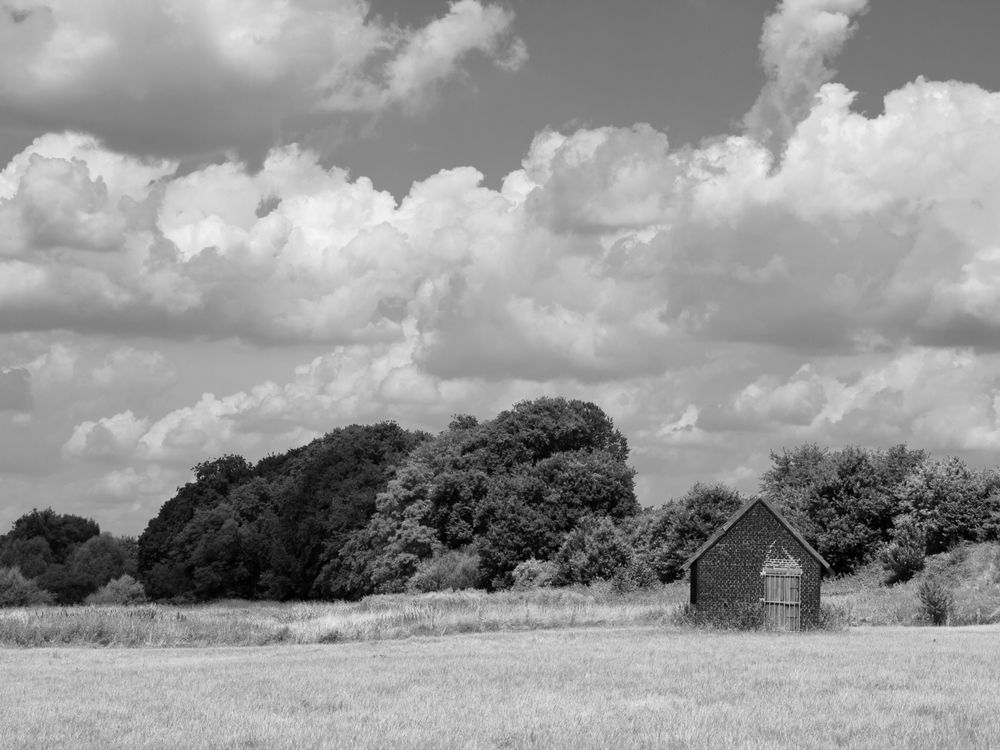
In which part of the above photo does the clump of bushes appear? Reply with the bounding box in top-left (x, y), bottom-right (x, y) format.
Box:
top-left (510, 558), bottom-right (557, 590)
top-left (552, 516), bottom-right (656, 592)
top-left (407, 549), bottom-right (481, 593)
top-left (84, 574), bottom-right (148, 605)
top-left (0, 567), bottom-right (53, 607)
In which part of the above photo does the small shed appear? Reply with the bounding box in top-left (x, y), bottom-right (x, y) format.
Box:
top-left (682, 497), bottom-right (832, 630)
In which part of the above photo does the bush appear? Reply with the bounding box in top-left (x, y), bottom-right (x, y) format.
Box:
top-left (0, 567), bottom-right (53, 607)
top-left (880, 518), bottom-right (926, 585)
top-left (917, 577), bottom-right (953, 625)
top-left (84, 574), bottom-right (148, 605)
top-left (406, 549), bottom-right (481, 593)
top-left (610, 556), bottom-right (658, 594)
top-left (553, 516), bottom-right (635, 586)
top-left (510, 558), bottom-right (558, 590)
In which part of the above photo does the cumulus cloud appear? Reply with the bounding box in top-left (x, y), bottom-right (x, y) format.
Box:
top-left (64, 409), bottom-right (150, 461)
top-left (744, 0), bottom-right (869, 155)
top-left (12, 0), bottom-right (1000, 519)
top-left (0, 0), bottom-right (525, 157)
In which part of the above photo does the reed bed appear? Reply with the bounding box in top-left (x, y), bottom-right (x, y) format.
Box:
top-left (0, 584), bottom-right (689, 648)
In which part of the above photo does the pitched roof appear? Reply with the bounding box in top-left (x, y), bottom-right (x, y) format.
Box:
top-left (681, 496), bottom-right (833, 576)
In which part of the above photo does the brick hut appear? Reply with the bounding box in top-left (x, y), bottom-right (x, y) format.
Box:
top-left (682, 497), bottom-right (832, 630)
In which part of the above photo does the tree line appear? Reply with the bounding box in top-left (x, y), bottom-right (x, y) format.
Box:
top-left (2, 397), bottom-right (999, 605)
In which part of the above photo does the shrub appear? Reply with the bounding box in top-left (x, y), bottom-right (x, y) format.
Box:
top-left (407, 549), bottom-right (481, 593)
top-left (610, 556), bottom-right (658, 594)
top-left (0, 567), bottom-right (54, 607)
top-left (916, 576), bottom-right (953, 625)
top-left (510, 558), bottom-right (558, 590)
top-left (880, 518), bottom-right (926, 585)
top-left (84, 574), bottom-right (148, 605)
top-left (553, 516), bottom-right (634, 586)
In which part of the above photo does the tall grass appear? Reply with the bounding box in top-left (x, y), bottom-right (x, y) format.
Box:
top-left (0, 583), bottom-right (689, 647)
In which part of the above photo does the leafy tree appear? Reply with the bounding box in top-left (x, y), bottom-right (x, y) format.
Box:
top-left (335, 398), bottom-right (639, 594)
top-left (0, 537), bottom-right (54, 579)
top-left (136, 455), bottom-right (250, 599)
top-left (69, 533), bottom-right (129, 590)
top-left (630, 483), bottom-right (744, 582)
top-left (0, 567), bottom-right (53, 606)
top-left (35, 565), bottom-right (95, 604)
top-left (2, 508), bottom-right (100, 563)
top-left (879, 517), bottom-right (926, 585)
top-left (552, 516), bottom-right (637, 586)
top-left (896, 458), bottom-right (1000, 555)
top-left (138, 424), bottom-right (426, 601)
top-left (760, 444), bottom-right (926, 574)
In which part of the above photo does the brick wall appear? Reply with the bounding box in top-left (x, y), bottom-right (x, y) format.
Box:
top-left (691, 502), bottom-right (822, 628)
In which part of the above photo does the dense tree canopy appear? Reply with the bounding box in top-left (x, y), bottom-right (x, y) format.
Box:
top-left (331, 398), bottom-right (640, 594)
top-left (136, 422), bottom-right (428, 600)
top-left (0, 509), bottom-right (136, 604)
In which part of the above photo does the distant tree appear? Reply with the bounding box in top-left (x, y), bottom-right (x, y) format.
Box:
top-left (552, 516), bottom-right (636, 586)
top-left (760, 444), bottom-right (926, 574)
top-left (35, 565), bottom-right (95, 604)
top-left (69, 533), bottom-right (129, 590)
top-left (138, 424), bottom-right (427, 601)
top-left (0, 536), bottom-right (54, 579)
top-left (896, 457), bottom-right (1000, 555)
top-left (630, 483), bottom-right (744, 583)
top-left (2, 508), bottom-right (100, 563)
top-left (0, 567), bottom-right (53, 606)
top-left (335, 398), bottom-right (639, 594)
top-left (879, 517), bottom-right (926, 585)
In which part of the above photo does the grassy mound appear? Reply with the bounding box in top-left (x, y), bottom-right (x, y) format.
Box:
top-left (823, 542), bottom-right (1000, 626)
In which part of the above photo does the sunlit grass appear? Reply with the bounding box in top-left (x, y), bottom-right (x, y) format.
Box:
top-left (1, 625), bottom-right (998, 749)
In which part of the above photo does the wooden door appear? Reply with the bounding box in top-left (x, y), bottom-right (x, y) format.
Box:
top-left (762, 569), bottom-right (801, 631)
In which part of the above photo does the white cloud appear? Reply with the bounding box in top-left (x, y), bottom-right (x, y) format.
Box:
top-left (0, 0), bottom-right (525, 157)
top-left (64, 409), bottom-right (150, 461)
top-left (745, 0), bottom-right (870, 153)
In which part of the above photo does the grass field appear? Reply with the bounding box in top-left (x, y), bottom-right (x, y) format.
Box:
top-left (1, 624), bottom-right (998, 749)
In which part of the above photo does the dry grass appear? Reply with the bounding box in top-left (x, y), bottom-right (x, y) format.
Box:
top-left (0, 584), bottom-right (688, 647)
top-left (824, 543), bottom-right (1000, 627)
top-left (1, 625), bottom-right (998, 749)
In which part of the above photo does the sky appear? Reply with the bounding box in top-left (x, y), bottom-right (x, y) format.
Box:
top-left (3, 0), bottom-right (1000, 536)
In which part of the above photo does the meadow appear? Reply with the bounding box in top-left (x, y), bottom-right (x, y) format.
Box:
top-left (2, 624), bottom-right (999, 749)
top-left (2, 547), bottom-right (999, 749)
